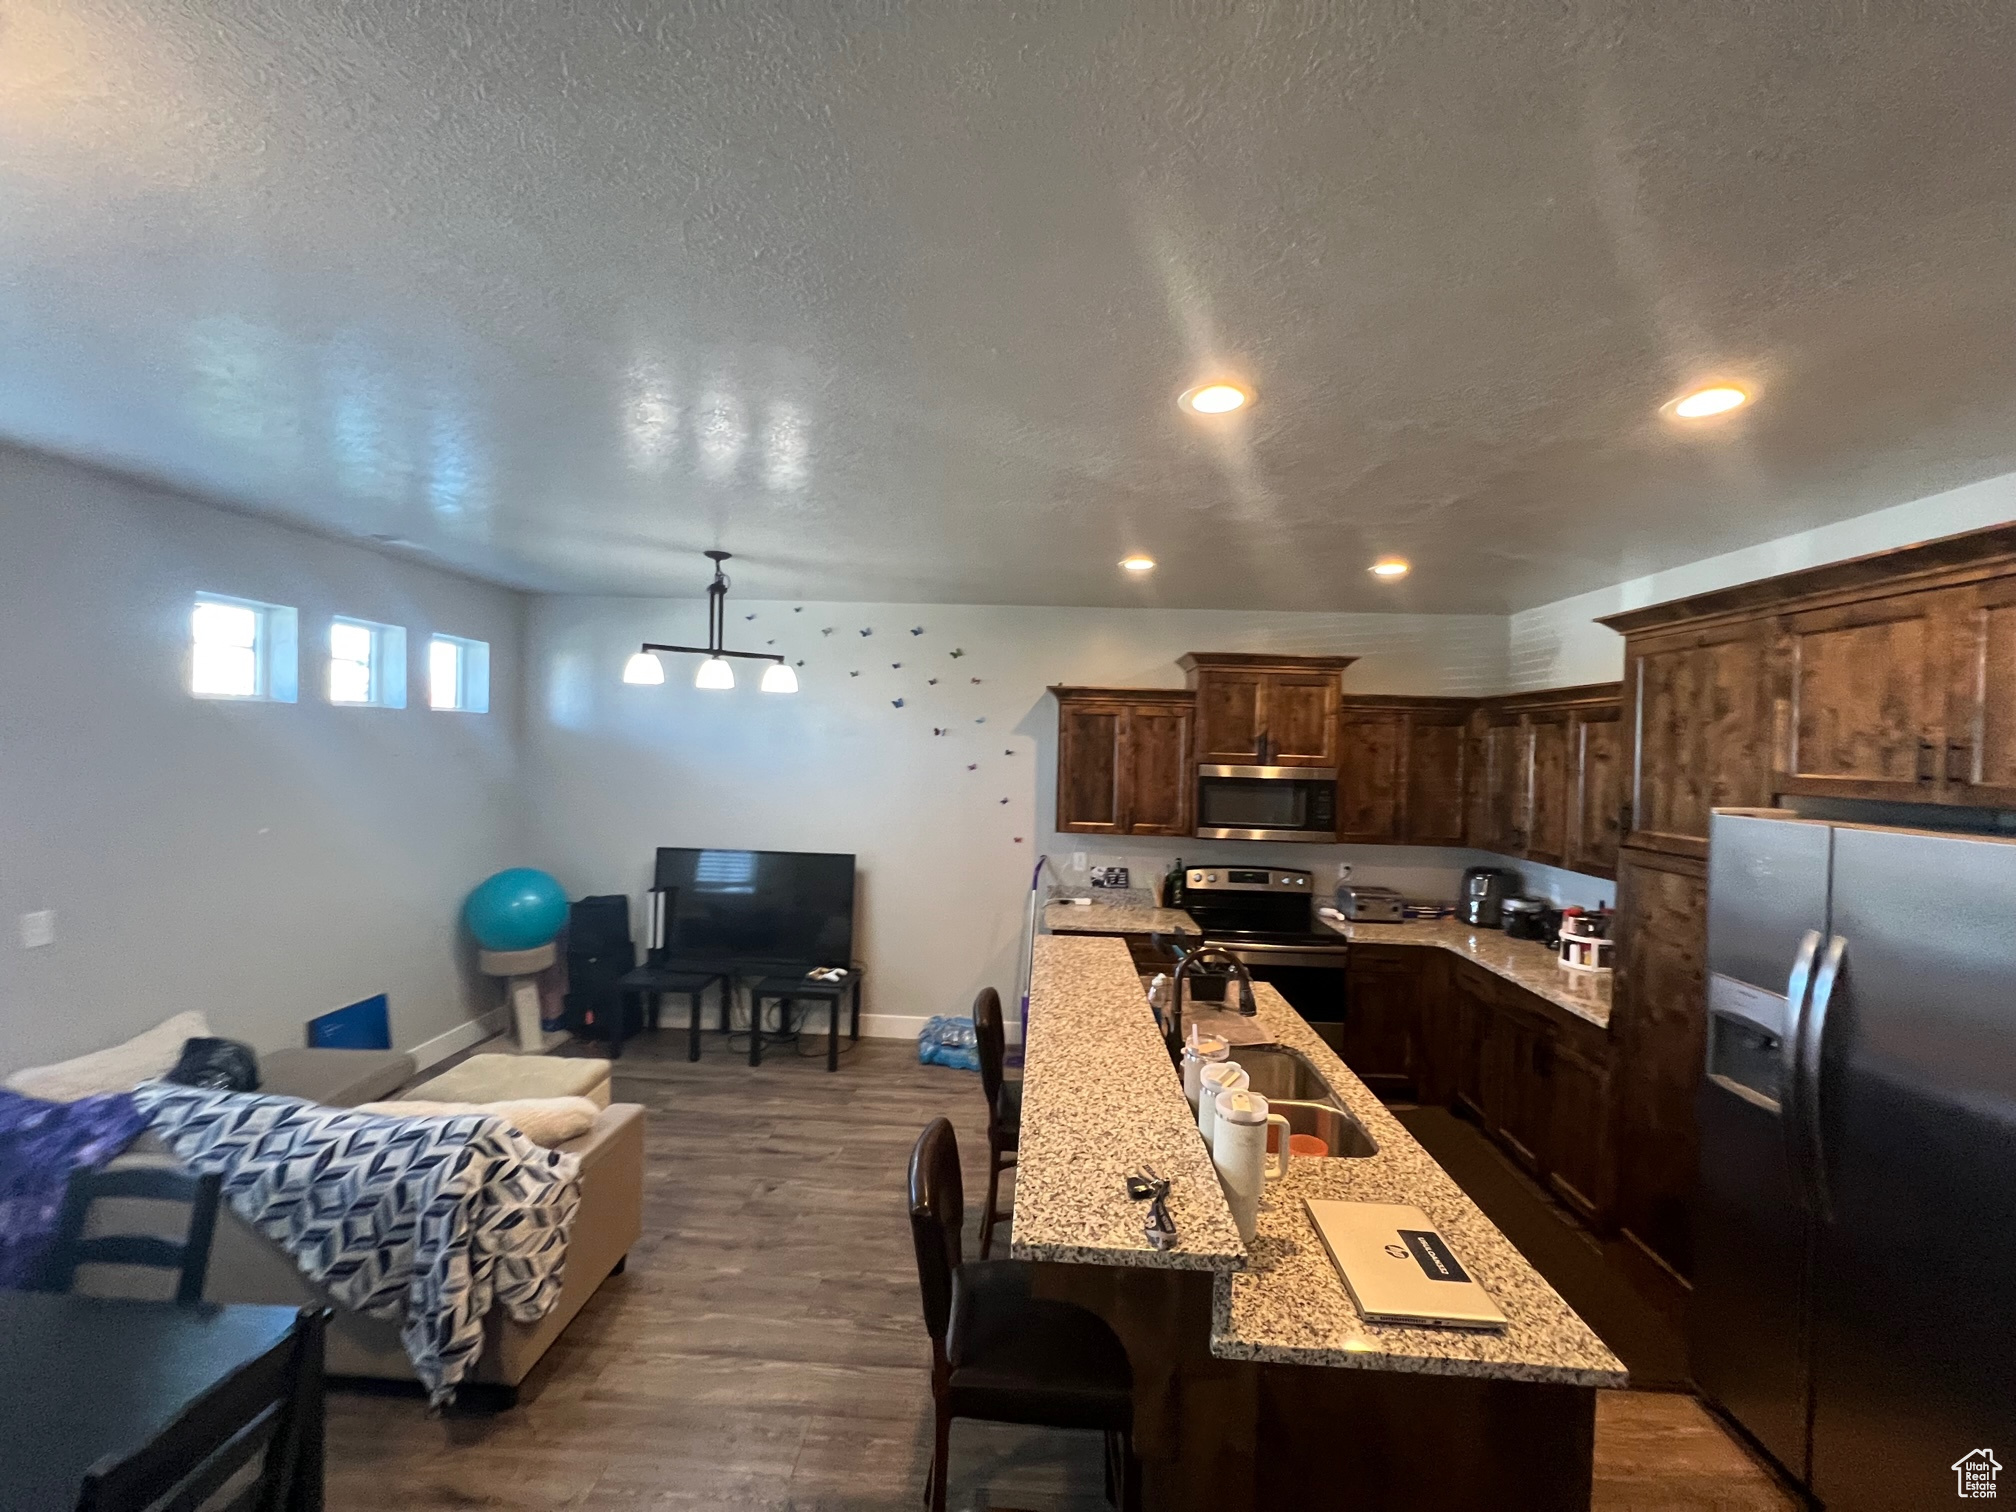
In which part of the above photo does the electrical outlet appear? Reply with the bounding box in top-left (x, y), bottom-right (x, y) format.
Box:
top-left (1336, 863), bottom-right (1352, 883)
top-left (1070, 851), bottom-right (1087, 872)
top-left (19, 910), bottom-right (55, 949)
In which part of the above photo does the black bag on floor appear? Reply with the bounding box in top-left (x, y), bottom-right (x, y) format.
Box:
top-left (164, 1036), bottom-right (261, 1092)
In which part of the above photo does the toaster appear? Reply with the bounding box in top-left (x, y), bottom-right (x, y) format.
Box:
top-left (1336, 885), bottom-right (1405, 923)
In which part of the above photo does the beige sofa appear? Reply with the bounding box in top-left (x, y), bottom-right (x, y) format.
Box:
top-left (195, 1047), bottom-right (645, 1404)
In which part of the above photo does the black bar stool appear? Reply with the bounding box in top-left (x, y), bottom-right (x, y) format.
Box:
top-left (971, 987), bottom-right (1021, 1258)
top-left (749, 968), bottom-right (862, 1070)
top-left (907, 1118), bottom-right (1139, 1511)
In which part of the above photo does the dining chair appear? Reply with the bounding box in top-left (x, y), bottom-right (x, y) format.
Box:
top-left (40, 1165), bottom-right (225, 1305)
top-left (74, 1305), bottom-right (328, 1512)
top-left (907, 1118), bottom-right (1138, 1512)
top-left (970, 988), bottom-right (1021, 1258)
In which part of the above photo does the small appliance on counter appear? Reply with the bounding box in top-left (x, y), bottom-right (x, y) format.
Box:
top-left (1458, 866), bottom-right (1516, 928)
top-left (1555, 908), bottom-right (1613, 972)
top-left (1335, 884), bottom-right (1405, 923)
top-left (1501, 896), bottom-right (1549, 941)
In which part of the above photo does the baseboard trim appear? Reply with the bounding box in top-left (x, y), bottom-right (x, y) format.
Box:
top-left (407, 1008), bottom-right (507, 1072)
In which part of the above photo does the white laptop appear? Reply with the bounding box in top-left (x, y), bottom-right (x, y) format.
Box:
top-left (1305, 1200), bottom-right (1509, 1331)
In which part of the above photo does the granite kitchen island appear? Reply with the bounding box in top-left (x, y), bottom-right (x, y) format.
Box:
top-left (1015, 933), bottom-right (1624, 1510)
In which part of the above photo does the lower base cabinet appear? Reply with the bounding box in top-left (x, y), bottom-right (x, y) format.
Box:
top-left (1378, 951), bottom-right (1616, 1232)
top-left (1338, 945), bottom-right (1424, 1097)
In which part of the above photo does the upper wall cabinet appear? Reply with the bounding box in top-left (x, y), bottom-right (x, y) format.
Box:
top-left (1051, 688), bottom-right (1195, 836)
top-left (1601, 521), bottom-right (2016, 843)
top-left (1616, 622), bottom-right (1775, 860)
top-left (1180, 653), bottom-right (1355, 768)
top-left (1335, 698), bottom-right (1472, 845)
top-left (1463, 685), bottom-right (1625, 877)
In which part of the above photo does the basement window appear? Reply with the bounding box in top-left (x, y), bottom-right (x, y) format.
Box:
top-left (190, 594), bottom-right (298, 702)
top-left (328, 617), bottom-right (407, 708)
top-left (428, 634), bottom-right (490, 713)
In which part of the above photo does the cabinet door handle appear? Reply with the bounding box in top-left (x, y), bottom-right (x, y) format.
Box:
top-left (1617, 801), bottom-right (1633, 834)
top-left (1916, 740), bottom-right (1937, 783)
top-left (1947, 739), bottom-right (1974, 785)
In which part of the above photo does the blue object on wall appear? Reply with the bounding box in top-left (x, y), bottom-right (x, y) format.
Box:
top-left (464, 868), bottom-right (570, 952)
top-left (308, 994), bottom-right (392, 1050)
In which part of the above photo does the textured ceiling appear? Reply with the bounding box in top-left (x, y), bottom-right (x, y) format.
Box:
top-left (4, 3), bottom-right (2016, 612)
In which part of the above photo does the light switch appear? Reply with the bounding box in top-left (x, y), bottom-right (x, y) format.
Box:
top-left (19, 910), bottom-right (55, 949)
top-left (1070, 851), bottom-right (1087, 871)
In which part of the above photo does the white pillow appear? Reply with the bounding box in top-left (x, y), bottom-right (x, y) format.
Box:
top-left (355, 1095), bottom-right (600, 1148)
top-left (3, 1011), bottom-right (213, 1102)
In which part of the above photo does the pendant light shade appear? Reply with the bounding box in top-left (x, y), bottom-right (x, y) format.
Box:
top-left (622, 651), bottom-right (666, 685)
top-left (625, 552), bottom-right (798, 693)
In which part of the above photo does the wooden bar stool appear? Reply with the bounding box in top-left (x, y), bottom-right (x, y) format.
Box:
top-left (972, 987), bottom-right (1020, 1258)
top-left (907, 1118), bottom-right (1139, 1512)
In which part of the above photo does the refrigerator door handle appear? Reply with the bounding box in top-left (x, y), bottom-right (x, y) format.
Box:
top-left (1798, 933), bottom-right (1849, 1224)
top-left (1781, 929), bottom-right (1823, 1197)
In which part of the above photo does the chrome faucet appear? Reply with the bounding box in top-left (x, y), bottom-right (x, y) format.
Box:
top-left (1166, 945), bottom-right (1257, 1061)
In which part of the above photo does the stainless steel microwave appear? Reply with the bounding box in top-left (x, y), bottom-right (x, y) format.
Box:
top-left (1195, 765), bottom-right (1338, 842)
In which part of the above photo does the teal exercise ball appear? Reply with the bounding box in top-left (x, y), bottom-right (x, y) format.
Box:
top-left (464, 868), bottom-right (570, 952)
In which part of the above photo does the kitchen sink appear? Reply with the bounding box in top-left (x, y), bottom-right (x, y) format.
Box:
top-left (1224, 1045), bottom-right (1378, 1158)
top-left (1271, 1099), bottom-right (1379, 1159)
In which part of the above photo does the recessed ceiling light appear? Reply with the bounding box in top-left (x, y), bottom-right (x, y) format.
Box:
top-left (1670, 384), bottom-right (1749, 419)
top-left (1369, 558), bottom-right (1410, 580)
top-left (1179, 382), bottom-right (1250, 415)
top-left (1119, 555), bottom-right (1156, 572)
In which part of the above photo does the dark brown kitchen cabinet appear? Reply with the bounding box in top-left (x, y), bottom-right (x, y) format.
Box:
top-left (1777, 587), bottom-right (1950, 803)
top-left (1448, 962), bottom-right (1498, 1126)
top-left (1945, 574), bottom-right (2016, 805)
top-left (1334, 708), bottom-right (1405, 842)
top-left (1470, 711), bottom-right (1525, 855)
top-left (1616, 622), bottom-right (1774, 861)
top-left (1050, 688), bottom-right (1194, 836)
top-left (1565, 706), bottom-right (1624, 878)
top-left (1463, 685), bottom-right (1622, 875)
top-left (1337, 944), bottom-right (1421, 1097)
top-left (1180, 653), bottom-right (1355, 769)
top-left (1523, 710), bottom-right (1572, 866)
top-left (1334, 697), bottom-right (1473, 845)
top-left (1610, 844), bottom-right (1708, 1279)
top-left (1547, 1034), bottom-right (1614, 1228)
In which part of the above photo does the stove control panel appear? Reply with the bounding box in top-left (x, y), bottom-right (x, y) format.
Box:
top-left (1187, 868), bottom-right (1312, 893)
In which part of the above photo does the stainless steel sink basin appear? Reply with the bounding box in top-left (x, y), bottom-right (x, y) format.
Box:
top-left (1224, 1045), bottom-right (1378, 1158)
top-left (1270, 1100), bottom-right (1379, 1159)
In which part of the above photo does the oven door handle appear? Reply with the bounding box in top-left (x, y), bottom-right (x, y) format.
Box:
top-left (1206, 943), bottom-right (1351, 969)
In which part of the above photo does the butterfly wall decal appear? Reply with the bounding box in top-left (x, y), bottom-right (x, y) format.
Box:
top-left (892, 698), bottom-right (905, 709)
top-left (910, 626), bottom-right (925, 636)
top-left (859, 628), bottom-right (873, 637)
top-left (949, 648), bottom-right (965, 658)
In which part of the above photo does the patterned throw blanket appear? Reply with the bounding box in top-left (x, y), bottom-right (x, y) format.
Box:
top-left (0, 1089), bottom-right (150, 1288)
top-left (133, 1083), bottom-right (582, 1404)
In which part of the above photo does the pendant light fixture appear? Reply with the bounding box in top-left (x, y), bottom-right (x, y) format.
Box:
top-left (622, 551), bottom-right (798, 692)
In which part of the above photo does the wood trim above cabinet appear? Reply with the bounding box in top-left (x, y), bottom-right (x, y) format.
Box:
top-left (1176, 652), bottom-right (1361, 673)
top-left (1596, 521), bottom-right (2016, 638)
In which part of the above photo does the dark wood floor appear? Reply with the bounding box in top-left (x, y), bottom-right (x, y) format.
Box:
top-left (323, 1034), bottom-right (1795, 1511)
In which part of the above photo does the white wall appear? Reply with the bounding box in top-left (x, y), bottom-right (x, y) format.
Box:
top-left (0, 447), bottom-right (526, 1071)
top-left (524, 599), bottom-right (1515, 1037)
top-left (1509, 469), bottom-right (2016, 690)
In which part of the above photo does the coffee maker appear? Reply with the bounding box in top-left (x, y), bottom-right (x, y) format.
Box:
top-left (1459, 867), bottom-right (1516, 928)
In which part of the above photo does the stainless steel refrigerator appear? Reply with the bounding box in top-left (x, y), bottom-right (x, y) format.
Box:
top-left (1695, 809), bottom-right (2016, 1509)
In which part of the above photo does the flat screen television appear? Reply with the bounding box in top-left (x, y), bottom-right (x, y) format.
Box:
top-left (650, 848), bottom-right (856, 968)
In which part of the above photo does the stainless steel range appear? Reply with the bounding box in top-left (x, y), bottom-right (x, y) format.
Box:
top-left (1181, 866), bottom-right (1350, 1033)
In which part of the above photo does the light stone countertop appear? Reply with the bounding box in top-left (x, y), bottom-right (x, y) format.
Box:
top-left (1208, 981), bottom-right (1628, 1386)
top-left (1009, 934), bottom-right (1245, 1271)
top-left (1318, 915), bottom-right (1613, 1029)
top-left (1042, 896), bottom-right (1201, 936)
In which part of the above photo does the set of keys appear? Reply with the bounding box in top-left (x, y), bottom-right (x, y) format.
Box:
top-left (1125, 1167), bottom-right (1177, 1250)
